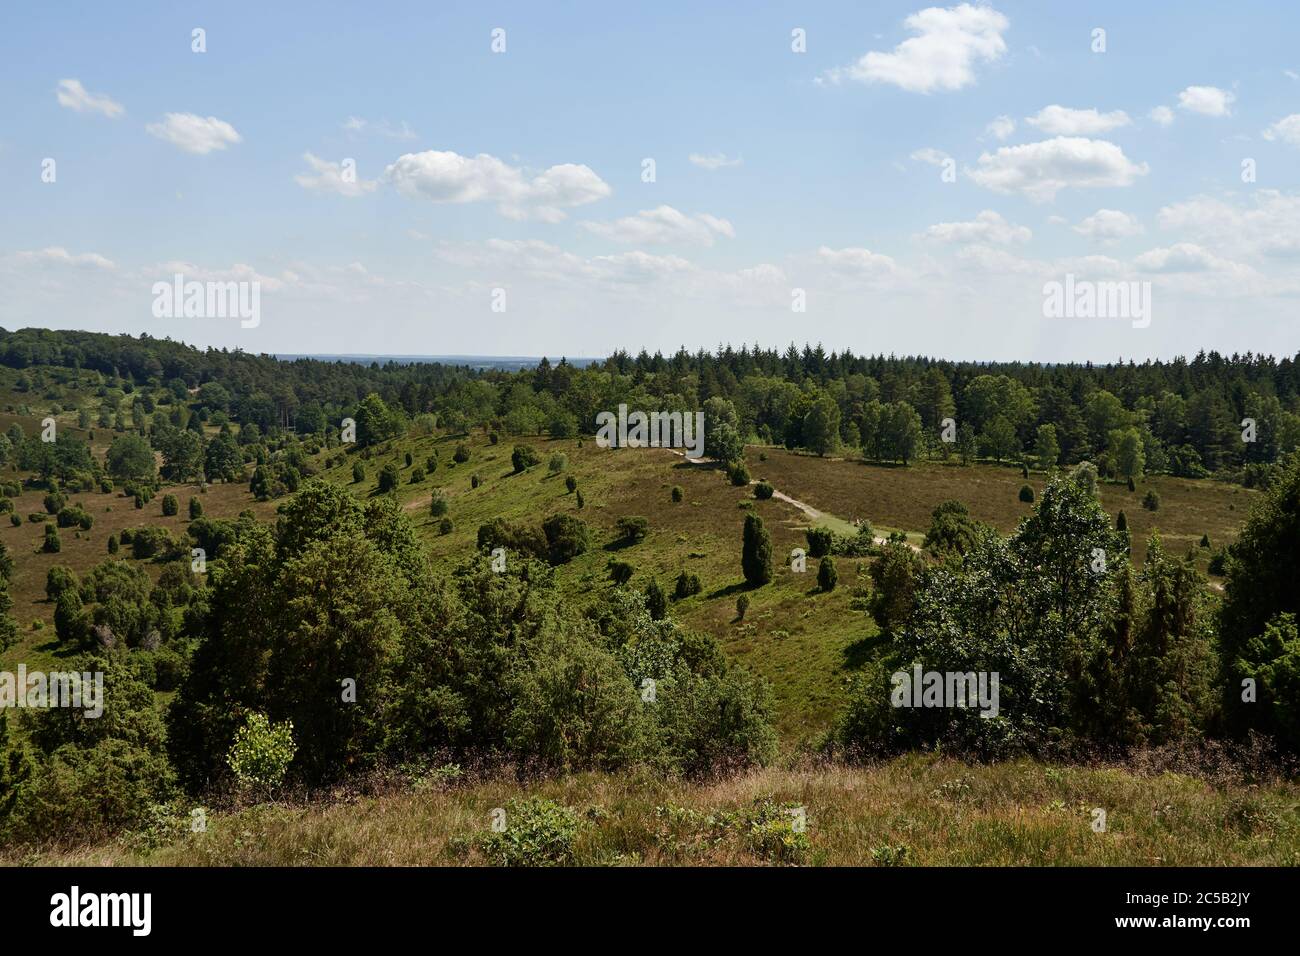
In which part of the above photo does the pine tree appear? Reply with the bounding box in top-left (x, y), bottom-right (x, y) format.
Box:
top-left (741, 513), bottom-right (773, 585)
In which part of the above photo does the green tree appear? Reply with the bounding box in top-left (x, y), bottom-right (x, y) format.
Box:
top-left (741, 513), bottom-right (773, 586)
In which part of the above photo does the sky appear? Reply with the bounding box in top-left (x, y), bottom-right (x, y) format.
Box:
top-left (2, 1), bottom-right (1299, 361)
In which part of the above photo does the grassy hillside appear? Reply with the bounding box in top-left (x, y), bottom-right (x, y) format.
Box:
top-left (9, 755), bottom-right (1297, 866)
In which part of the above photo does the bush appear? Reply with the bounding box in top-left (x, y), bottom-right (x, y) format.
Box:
top-left (575, 490), bottom-right (585, 509)
top-left (542, 513), bottom-right (590, 565)
top-left (742, 514), bottom-right (773, 585)
top-left (438, 517), bottom-right (454, 535)
top-left (42, 525), bottom-right (61, 553)
top-left (565, 475), bottom-right (577, 494)
top-left (1019, 484), bottom-right (1035, 503)
top-left (727, 459), bottom-right (750, 487)
top-left (805, 526), bottom-right (833, 558)
top-left (670, 485), bottom-right (684, 503)
top-left (475, 797), bottom-right (581, 867)
top-left (453, 443), bottom-right (471, 464)
top-left (0, 498), bottom-right (10, 515)
top-left (404, 451), bottom-right (413, 468)
top-left (56, 505), bottom-right (92, 529)
top-left (378, 463), bottom-right (400, 493)
top-left (1208, 549), bottom-right (1227, 576)
top-left (227, 712), bottom-right (297, 792)
top-left (608, 560), bottom-right (635, 585)
top-left (161, 494), bottom-right (178, 516)
top-left (107, 533), bottom-right (119, 554)
top-left (1199, 533), bottom-right (1211, 548)
top-left (817, 555), bottom-right (838, 592)
top-left (512, 444), bottom-right (541, 473)
top-left (645, 579), bottom-right (668, 620)
top-left (1142, 489), bottom-right (1160, 511)
top-left (46, 565), bottom-right (79, 602)
top-left (43, 492), bottom-right (66, 515)
top-left (1127, 476), bottom-right (1137, 492)
top-left (736, 594), bottom-right (750, 620)
top-left (615, 515), bottom-right (649, 544)
top-left (548, 454), bottom-right (567, 474)
top-left (429, 491), bottom-right (449, 517)
top-left (188, 497), bottom-right (203, 519)
top-left (470, 473), bottom-right (482, 489)
top-left (352, 461), bottom-right (366, 483)
top-left (754, 480), bottom-right (774, 500)
top-left (477, 517), bottom-right (548, 560)
top-left (410, 466), bottom-right (425, 483)
top-left (674, 570), bottom-right (702, 600)
top-left (10, 513), bottom-right (21, 527)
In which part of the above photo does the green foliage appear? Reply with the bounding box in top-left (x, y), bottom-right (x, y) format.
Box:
top-left (429, 490), bottom-right (449, 517)
top-left (670, 485), bottom-right (684, 503)
top-left (511, 444), bottom-right (540, 472)
top-left (377, 462), bottom-right (400, 493)
top-left (741, 514), bottom-right (772, 586)
top-left (227, 712), bottom-right (297, 791)
top-left (805, 526), bottom-right (833, 558)
top-left (674, 570), bottom-right (702, 600)
top-left (1142, 489), bottom-right (1160, 511)
top-left (542, 513), bottom-right (590, 565)
top-left (616, 515), bottom-right (649, 543)
top-left (608, 560), bottom-right (635, 585)
top-left (548, 453), bottom-right (567, 474)
top-left (754, 480), bottom-right (774, 500)
top-left (645, 579), bottom-right (668, 620)
top-left (726, 458), bottom-right (750, 487)
top-left (42, 524), bottom-right (61, 553)
top-left (188, 497), bottom-right (203, 520)
top-left (475, 798), bottom-right (582, 867)
top-left (1019, 484), bottom-right (1035, 503)
top-left (161, 494), bottom-right (179, 517)
top-left (817, 555), bottom-right (838, 592)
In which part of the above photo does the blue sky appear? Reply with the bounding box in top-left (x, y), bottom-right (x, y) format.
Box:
top-left (2, 1), bottom-right (1299, 360)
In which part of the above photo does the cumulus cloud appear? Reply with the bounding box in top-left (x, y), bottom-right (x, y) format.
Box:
top-left (923, 210), bottom-right (1030, 245)
top-left (986, 115), bottom-right (1015, 140)
top-left (1157, 190), bottom-right (1300, 259)
top-left (146, 113), bottom-right (242, 154)
top-left (55, 79), bottom-right (124, 118)
top-left (1134, 242), bottom-right (1252, 276)
top-left (383, 150), bottom-right (611, 221)
top-left (966, 137), bottom-right (1149, 202)
top-left (816, 245), bottom-right (901, 277)
top-left (819, 4), bottom-right (1009, 93)
top-left (910, 147), bottom-right (952, 167)
top-left (689, 152), bottom-right (743, 170)
top-left (342, 116), bottom-right (417, 140)
top-left (1073, 209), bottom-right (1144, 242)
top-left (1177, 85), bottom-right (1234, 117)
top-left (293, 153), bottom-right (379, 197)
top-left (1025, 105), bottom-right (1131, 136)
top-left (1262, 114), bottom-right (1300, 147)
top-left (1149, 105), bottom-right (1175, 127)
top-left (581, 205), bottom-right (734, 246)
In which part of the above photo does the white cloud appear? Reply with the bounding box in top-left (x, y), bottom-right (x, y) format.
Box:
top-left (293, 153), bottom-right (378, 197)
top-left (816, 245), bottom-right (901, 277)
top-left (11, 247), bottom-right (115, 269)
top-left (1134, 242), bottom-right (1252, 276)
top-left (689, 152), bottom-right (743, 170)
top-left (966, 137), bottom-right (1149, 202)
top-left (1262, 114), bottom-right (1300, 147)
top-left (819, 3), bottom-right (1009, 93)
top-left (910, 147), bottom-right (952, 167)
top-left (1025, 105), bottom-right (1131, 136)
top-left (1073, 209), bottom-right (1143, 242)
top-left (342, 116), bottom-right (417, 140)
top-left (146, 113), bottom-right (242, 154)
top-left (1149, 105), bottom-right (1175, 127)
top-left (581, 205), bottom-right (734, 246)
top-left (55, 79), bottom-right (123, 118)
top-left (1157, 190), bottom-right (1300, 259)
top-left (1177, 85), bottom-right (1235, 117)
top-left (384, 150), bottom-right (611, 222)
top-left (923, 210), bottom-right (1030, 245)
top-left (985, 115), bottom-right (1015, 140)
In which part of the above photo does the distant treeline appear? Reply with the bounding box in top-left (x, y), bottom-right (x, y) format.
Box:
top-left (3, 328), bottom-right (1298, 481)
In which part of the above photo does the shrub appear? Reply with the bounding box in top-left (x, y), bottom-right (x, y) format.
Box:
top-left (673, 570), bottom-right (702, 600)
top-left (742, 514), bottom-right (773, 585)
top-left (227, 712), bottom-right (297, 792)
top-left (818, 555), bottom-right (839, 592)
top-left (46, 565), bottom-right (79, 602)
top-left (736, 594), bottom-right (750, 620)
top-left (1127, 476), bottom-right (1137, 492)
top-left (670, 485), bottom-right (684, 503)
top-left (805, 526), bottom-right (833, 558)
top-left (615, 515), bottom-right (649, 544)
top-left (565, 475), bottom-right (577, 494)
top-left (410, 465), bottom-right (425, 483)
top-left (1019, 484), bottom-right (1034, 503)
top-left (352, 461), bottom-right (366, 483)
top-left (9, 514), bottom-right (20, 527)
top-left (1208, 549), bottom-right (1226, 576)
top-left (471, 473), bottom-right (482, 489)
top-left (189, 497), bottom-right (203, 519)
top-left (429, 491), bottom-right (449, 517)
top-left (377, 463), bottom-right (400, 493)
top-left (404, 451), bottom-right (413, 468)
top-left (107, 533), bottom-right (119, 554)
top-left (453, 443), bottom-right (471, 464)
top-left (161, 494), bottom-right (179, 516)
top-left (43, 492), bottom-right (66, 515)
top-left (754, 480), bottom-right (774, 500)
top-left (575, 490), bottom-right (585, 509)
top-left (608, 560), bottom-right (635, 585)
top-left (42, 525), bottom-right (61, 553)
top-left (727, 459), bottom-right (750, 487)
top-left (542, 513), bottom-right (590, 565)
top-left (475, 798), bottom-right (581, 867)
top-left (438, 517), bottom-right (454, 535)
top-left (512, 444), bottom-right (541, 473)
top-left (0, 498), bottom-right (10, 515)
top-left (1142, 489), bottom-right (1160, 511)
top-left (645, 579), bottom-right (668, 620)
top-left (548, 453), bottom-right (567, 474)
top-left (28, 512), bottom-right (48, 523)
top-left (477, 517), bottom-right (547, 560)
top-left (1199, 533), bottom-right (1211, 548)
top-left (425, 454), bottom-right (439, 473)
